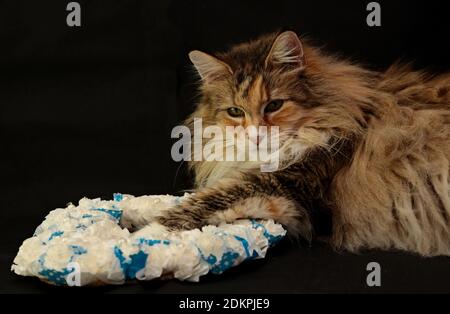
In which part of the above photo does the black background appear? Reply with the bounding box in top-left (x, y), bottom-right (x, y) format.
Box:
top-left (1, 0), bottom-right (450, 293)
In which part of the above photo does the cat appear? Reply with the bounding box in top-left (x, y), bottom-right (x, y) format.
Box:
top-left (156, 31), bottom-right (450, 257)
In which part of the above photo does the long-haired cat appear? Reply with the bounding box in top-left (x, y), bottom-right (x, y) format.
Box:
top-left (157, 31), bottom-right (450, 257)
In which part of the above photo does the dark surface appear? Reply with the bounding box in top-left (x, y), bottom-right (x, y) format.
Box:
top-left (1, 0), bottom-right (450, 293)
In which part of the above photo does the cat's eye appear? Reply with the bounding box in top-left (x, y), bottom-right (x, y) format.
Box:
top-left (227, 107), bottom-right (245, 117)
top-left (264, 100), bottom-right (284, 113)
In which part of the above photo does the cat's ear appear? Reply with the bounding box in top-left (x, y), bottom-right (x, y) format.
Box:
top-left (265, 31), bottom-right (305, 68)
top-left (189, 50), bottom-right (232, 83)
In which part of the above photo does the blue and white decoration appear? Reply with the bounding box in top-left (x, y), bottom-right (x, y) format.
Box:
top-left (12, 193), bottom-right (286, 286)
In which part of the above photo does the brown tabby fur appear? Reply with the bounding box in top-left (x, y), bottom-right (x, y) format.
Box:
top-left (157, 31), bottom-right (450, 257)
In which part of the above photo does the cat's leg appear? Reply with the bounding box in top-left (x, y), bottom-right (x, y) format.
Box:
top-left (156, 174), bottom-right (313, 240)
top-left (119, 195), bottom-right (177, 230)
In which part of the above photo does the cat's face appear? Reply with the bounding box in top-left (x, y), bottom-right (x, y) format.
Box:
top-left (190, 32), bottom-right (318, 150)
top-left (188, 30), bottom-right (374, 172)
top-left (188, 31), bottom-right (373, 185)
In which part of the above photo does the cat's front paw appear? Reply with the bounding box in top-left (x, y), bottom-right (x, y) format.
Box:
top-left (156, 209), bottom-right (205, 231)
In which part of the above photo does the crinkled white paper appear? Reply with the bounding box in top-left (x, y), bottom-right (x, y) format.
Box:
top-left (12, 193), bottom-right (286, 286)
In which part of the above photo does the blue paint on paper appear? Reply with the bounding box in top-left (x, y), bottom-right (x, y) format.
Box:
top-left (37, 253), bottom-right (73, 285)
top-left (205, 254), bottom-right (217, 265)
top-left (48, 231), bottom-right (64, 241)
top-left (138, 238), bottom-right (171, 246)
top-left (210, 251), bottom-right (239, 274)
top-left (138, 239), bottom-right (161, 246)
top-left (127, 251), bottom-right (148, 279)
top-left (39, 268), bottom-right (72, 285)
top-left (76, 224), bottom-right (87, 230)
top-left (114, 246), bottom-right (126, 265)
top-left (114, 246), bottom-right (148, 279)
top-left (113, 193), bottom-right (123, 202)
top-left (69, 245), bottom-right (87, 255)
top-left (92, 207), bottom-right (122, 220)
top-left (234, 235), bottom-right (253, 259)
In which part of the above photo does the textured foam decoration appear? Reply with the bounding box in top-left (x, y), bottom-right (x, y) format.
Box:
top-left (11, 193), bottom-right (286, 286)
